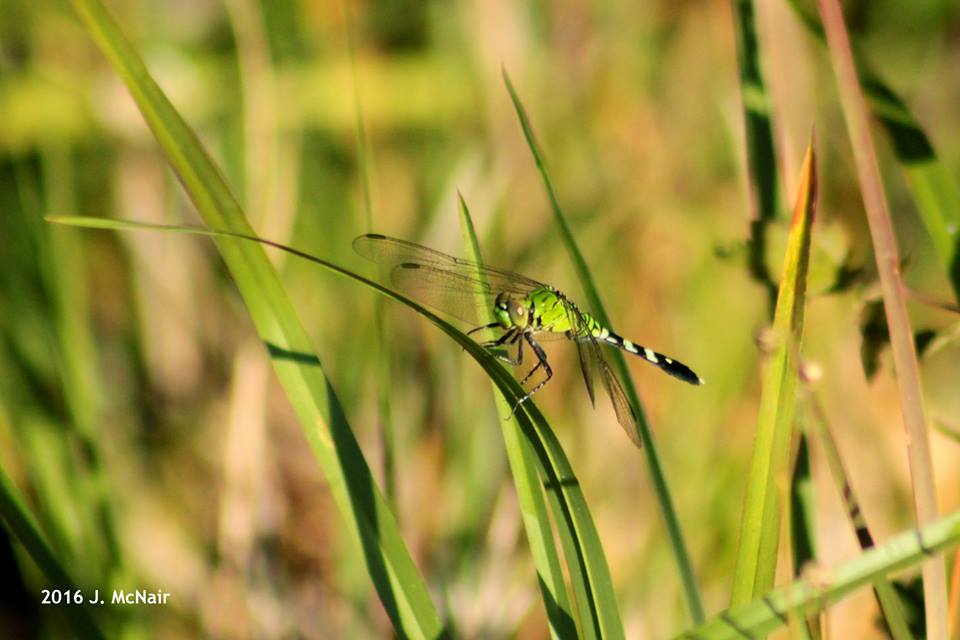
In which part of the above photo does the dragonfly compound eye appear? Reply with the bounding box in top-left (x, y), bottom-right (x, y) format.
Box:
top-left (509, 302), bottom-right (527, 325)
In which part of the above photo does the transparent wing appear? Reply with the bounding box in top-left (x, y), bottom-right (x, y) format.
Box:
top-left (574, 338), bottom-right (597, 407)
top-left (597, 353), bottom-right (642, 447)
top-left (354, 234), bottom-right (547, 325)
top-left (566, 305), bottom-right (641, 447)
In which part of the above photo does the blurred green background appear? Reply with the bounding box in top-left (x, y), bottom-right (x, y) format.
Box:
top-left (1, 0), bottom-right (959, 637)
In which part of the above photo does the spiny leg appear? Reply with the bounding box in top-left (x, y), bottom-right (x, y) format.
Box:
top-left (518, 339), bottom-right (544, 386)
top-left (519, 361), bottom-right (541, 387)
top-left (510, 333), bottom-right (553, 417)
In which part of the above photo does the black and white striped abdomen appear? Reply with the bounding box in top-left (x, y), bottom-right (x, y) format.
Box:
top-left (602, 333), bottom-right (703, 385)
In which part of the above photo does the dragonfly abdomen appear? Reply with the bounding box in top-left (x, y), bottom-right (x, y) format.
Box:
top-left (602, 332), bottom-right (704, 386)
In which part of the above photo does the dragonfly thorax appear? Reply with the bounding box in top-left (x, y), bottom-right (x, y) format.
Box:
top-left (494, 292), bottom-right (529, 329)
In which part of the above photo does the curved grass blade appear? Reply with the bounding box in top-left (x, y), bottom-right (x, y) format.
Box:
top-left (679, 509), bottom-right (960, 639)
top-left (731, 139), bottom-right (817, 605)
top-left (458, 195), bottom-right (579, 639)
top-left (816, 1), bottom-right (947, 635)
top-left (0, 466), bottom-right (107, 640)
top-left (503, 68), bottom-right (706, 624)
top-left (50, 214), bottom-right (626, 640)
top-left (63, 1), bottom-right (444, 635)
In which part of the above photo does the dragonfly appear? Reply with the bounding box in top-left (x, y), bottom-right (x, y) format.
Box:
top-left (354, 233), bottom-right (702, 447)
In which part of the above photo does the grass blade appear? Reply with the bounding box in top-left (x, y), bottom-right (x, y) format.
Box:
top-left (14, 151), bottom-right (122, 584)
top-left (731, 0), bottom-right (783, 312)
top-left (731, 139), bottom-right (817, 605)
top-left (816, 1), bottom-right (947, 635)
top-left (680, 509), bottom-right (960, 639)
top-left (503, 68), bottom-right (705, 626)
top-left (0, 466), bottom-right (106, 639)
top-left (64, 2), bottom-right (444, 635)
top-left (458, 195), bottom-right (578, 639)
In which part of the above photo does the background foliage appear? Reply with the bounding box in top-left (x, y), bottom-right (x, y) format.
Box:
top-left (1, 0), bottom-right (959, 637)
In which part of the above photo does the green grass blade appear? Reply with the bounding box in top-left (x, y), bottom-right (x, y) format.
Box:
top-left (731, 0), bottom-right (783, 312)
top-left (63, 2), bottom-right (444, 636)
top-left (787, 0), bottom-right (960, 302)
top-left (0, 465), bottom-right (107, 640)
top-left (817, 1), bottom-right (947, 635)
top-left (502, 68), bottom-right (705, 625)
top-left (679, 509), bottom-right (960, 639)
top-left (731, 140), bottom-right (817, 605)
top-left (458, 195), bottom-right (578, 639)
top-left (15, 150), bottom-right (122, 583)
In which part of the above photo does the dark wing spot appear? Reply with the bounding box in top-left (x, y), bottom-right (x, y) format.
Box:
top-left (399, 262), bottom-right (421, 270)
top-left (366, 233), bottom-right (387, 239)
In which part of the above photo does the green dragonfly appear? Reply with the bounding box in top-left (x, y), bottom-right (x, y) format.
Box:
top-left (354, 233), bottom-right (702, 447)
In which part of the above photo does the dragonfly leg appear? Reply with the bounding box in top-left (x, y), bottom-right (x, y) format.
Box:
top-left (514, 332), bottom-right (524, 367)
top-left (509, 334), bottom-right (553, 417)
top-left (466, 322), bottom-right (501, 337)
top-left (482, 328), bottom-right (522, 365)
top-left (518, 343), bottom-right (542, 386)
top-left (480, 328), bottom-right (514, 349)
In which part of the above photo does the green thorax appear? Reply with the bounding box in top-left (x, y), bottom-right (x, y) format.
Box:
top-left (494, 286), bottom-right (605, 337)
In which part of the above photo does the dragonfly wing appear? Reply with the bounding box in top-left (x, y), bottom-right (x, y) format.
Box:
top-left (597, 354), bottom-right (642, 447)
top-left (389, 262), bottom-right (496, 325)
top-left (354, 234), bottom-right (546, 298)
top-left (574, 339), bottom-right (597, 407)
top-left (566, 304), bottom-right (641, 447)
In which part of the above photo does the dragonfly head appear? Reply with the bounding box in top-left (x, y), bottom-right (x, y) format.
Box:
top-left (494, 292), bottom-right (528, 329)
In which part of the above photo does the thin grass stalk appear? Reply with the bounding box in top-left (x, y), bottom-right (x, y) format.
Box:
top-left (502, 68), bottom-right (706, 625)
top-left (816, 2), bottom-right (947, 636)
top-left (950, 549), bottom-right (960, 639)
top-left (731, 0), bottom-right (782, 313)
top-left (805, 391), bottom-right (913, 639)
top-left (788, 433), bottom-right (820, 639)
top-left (217, 0), bottom-right (284, 592)
top-left (223, 0), bottom-right (275, 223)
top-left (340, 0), bottom-right (397, 507)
